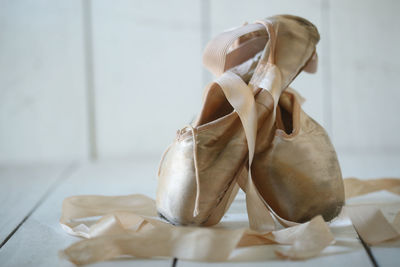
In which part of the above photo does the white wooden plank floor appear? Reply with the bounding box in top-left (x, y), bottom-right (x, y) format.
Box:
top-left (0, 159), bottom-right (170, 267)
top-left (0, 163), bottom-right (72, 245)
top-left (0, 155), bottom-right (398, 267)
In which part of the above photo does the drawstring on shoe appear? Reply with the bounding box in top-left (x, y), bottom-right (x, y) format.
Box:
top-left (158, 125), bottom-right (201, 218)
top-left (187, 125), bottom-right (201, 217)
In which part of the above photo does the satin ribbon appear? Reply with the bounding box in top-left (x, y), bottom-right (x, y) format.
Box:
top-left (60, 178), bottom-right (400, 265)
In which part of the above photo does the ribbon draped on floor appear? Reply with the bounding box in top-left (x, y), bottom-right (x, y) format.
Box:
top-left (60, 178), bottom-right (400, 266)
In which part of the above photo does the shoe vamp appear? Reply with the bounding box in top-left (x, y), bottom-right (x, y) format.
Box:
top-left (253, 114), bottom-right (345, 222)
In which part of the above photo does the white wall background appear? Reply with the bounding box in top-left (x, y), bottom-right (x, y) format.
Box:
top-left (1, 0), bottom-right (400, 169)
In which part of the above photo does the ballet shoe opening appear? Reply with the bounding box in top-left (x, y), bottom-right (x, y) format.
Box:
top-left (275, 92), bottom-right (300, 137)
top-left (194, 84), bottom-right (234, 126)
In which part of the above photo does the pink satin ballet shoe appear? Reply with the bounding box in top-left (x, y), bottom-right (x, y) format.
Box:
top-left (219, 20), bottom-right (344, 223)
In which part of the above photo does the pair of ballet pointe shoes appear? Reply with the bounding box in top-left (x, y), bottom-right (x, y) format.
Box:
top-left (156, 15), bottom-right (344, 230)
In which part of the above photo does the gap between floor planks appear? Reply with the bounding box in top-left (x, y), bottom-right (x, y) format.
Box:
top-left (0, 162), bottom-right (78, 249)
